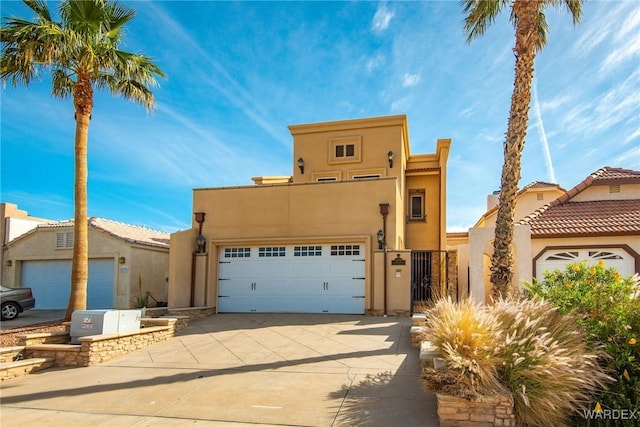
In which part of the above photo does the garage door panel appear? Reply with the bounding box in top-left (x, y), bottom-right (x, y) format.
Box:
top-left (218, 244), bottom-right (365, 314)
top-left (21, 259), bottom-right (114, 310)
top-left (536, 248), bottom-right (635, 280)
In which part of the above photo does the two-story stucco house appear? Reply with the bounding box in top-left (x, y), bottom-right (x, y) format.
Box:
top-left (169, 115), bottom-right (452, 315)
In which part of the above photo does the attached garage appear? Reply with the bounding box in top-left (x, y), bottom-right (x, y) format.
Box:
top-left (535, 247), bottom-right (636, 280)
top-left (218, 243), bottom-right (365, 313)
top-left (21, 259), bottom-right (115, 310)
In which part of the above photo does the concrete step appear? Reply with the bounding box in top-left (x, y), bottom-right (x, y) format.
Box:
top-left (1, 356), bottom-right (55, 381)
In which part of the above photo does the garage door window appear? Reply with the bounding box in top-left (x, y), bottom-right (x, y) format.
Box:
top-left (259, 247), bottom-right (286, 257)
top-left (331, 245), bottom-right (360, 256)
top-left (589, 251), bottom-right (623, 260)
top-left (294, 246), bottom-right (322, 256)
top-left (545, 251), bottom-right (578, 261)
top-left (224, 248), bottom-right (251, 258)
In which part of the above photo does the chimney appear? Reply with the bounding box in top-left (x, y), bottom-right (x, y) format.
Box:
top-left (487, 190), bottom-right (500, 211)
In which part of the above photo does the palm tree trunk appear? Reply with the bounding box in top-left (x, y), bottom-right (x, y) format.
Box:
top-left (490, 0), bottom-right (539, 299)
top-left (64, 77), bottom-right (93, 321)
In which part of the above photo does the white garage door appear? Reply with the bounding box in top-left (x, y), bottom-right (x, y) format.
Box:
top-left (218, 244), bottom-right (365, 314)
top-left (21, 259), bottom-right (115, 309)
top-left (536, 248), bottom-right (636, 280)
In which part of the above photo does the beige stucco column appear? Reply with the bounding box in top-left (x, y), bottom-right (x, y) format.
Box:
top-left (469, 225), bottom-right (532, 304)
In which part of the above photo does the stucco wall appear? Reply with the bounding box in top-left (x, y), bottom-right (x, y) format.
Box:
top-left (168, 228), bottom-right (197, 308)
top-left (468, 225), bottom-right (532, 304)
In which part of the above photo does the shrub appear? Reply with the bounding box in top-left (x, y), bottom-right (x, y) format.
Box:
top-left (525, 262), bottom-right (640, 426)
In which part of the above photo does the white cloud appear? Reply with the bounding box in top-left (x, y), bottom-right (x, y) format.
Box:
top-left (540, 94), bottom-right (572, 111)
top-left (371, 4), bottom-right (394, 33)
top-left (402, 73), bottom-right (421, 87)
top-left (624, 128), bottom-right (640, 145)
top-left (614, 146), bottom-right (640, 165)
top-left (364, 52), bottom-right (386, 72)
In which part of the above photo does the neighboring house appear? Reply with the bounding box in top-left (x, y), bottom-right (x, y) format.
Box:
top-left (0, 202), bottom-right (52, 285)
top-left (523, 167), bottom-right (640, 281)
top-left (2, 217), bottom-right (170, 309)
top-left (169, 115), bottom-right (453, 315)
top-left (451, 167), bottom-right (640, 304)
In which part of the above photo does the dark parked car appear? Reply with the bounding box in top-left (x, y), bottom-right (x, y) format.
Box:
top-left (1, 285), bottom-right (35, 320)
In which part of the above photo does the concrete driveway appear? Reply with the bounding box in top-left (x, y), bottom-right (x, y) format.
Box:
top-left (0, 310), bottom-right (66, 329)
top-left (0, 313), bottom-right (438, 426)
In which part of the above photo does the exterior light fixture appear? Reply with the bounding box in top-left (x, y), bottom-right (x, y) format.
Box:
top-left (5, 260), bottom-right (12, 267)
top-left (119, 256), bottom-right (126, 265)
top-left (377, 229), bottom-right (385, 250)
top-left (194, 211), bottom-right (207, 254)
top-left (297, 157), bottom-right (305, 174)
top-left (387, 151), bottom-right (394, 168)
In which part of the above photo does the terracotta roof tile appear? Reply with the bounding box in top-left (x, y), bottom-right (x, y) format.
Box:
top-left (37, 218), bottom-right (170, 249)
top-left (521, 199), bottom-right (640, 237)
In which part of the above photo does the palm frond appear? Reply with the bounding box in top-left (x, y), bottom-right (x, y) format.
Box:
top-left (460, 0), bottom-right (509, 43)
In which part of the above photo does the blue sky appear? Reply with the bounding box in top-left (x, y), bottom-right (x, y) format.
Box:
top-left (1, 0), bottom-right (639, 233)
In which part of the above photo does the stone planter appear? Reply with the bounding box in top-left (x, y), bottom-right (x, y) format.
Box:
top-left (436, 393), bottom-right (515, 427)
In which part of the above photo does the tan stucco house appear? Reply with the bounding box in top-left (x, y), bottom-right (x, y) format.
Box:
top-left (450, 167), bottom-right (640, 303)
top-left (2, 217), bottom-right (170, 309)
top-left (0, 202), bottom-right (52, 285)
top-left (169, 115), bottom-right (453, 315)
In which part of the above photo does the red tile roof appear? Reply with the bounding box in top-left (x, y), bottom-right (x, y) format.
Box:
top-left (522, 199), bottom-right (640, 237)
top-left (519, 167), bottom-right (640, 237)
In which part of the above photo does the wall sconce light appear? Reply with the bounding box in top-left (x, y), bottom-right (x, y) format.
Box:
top-left (5, 260), bottom-right (12, 267)
top-left (194, 211), bottom-right (207, 254)
top-left (196, 233), bottom-right (206, 254)
top-left (119, 257), bottom-right (126, 265)
top-left (387, 151), bottom-right (394, 168)
top-left (297, 157), bottom-right (305, 174)
top-left (377, 229), bottom-right (385, 250)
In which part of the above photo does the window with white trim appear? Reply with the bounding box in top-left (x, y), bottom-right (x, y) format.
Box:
top-left (224, 248), bottom-right (251, 258)
top-left (259, 247), bottom-right (286, 257)
top-left (56, 232), bottom-right (73, 249)
top-left (352, 174), bottom-right (381, 180)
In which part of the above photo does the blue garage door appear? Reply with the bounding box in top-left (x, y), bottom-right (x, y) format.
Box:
top-left (21, 259), bottom-right (115, 309)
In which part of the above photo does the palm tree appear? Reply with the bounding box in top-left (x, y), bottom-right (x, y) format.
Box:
top-left (461, 0), bottom-right (582, 298)
top-left (1, 0), bottom-right (165, 321)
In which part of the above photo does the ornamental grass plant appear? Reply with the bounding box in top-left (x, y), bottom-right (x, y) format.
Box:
top-left (422, 297), bottom-right (505, 398)
top-left (422, 296), bottom-right (611, 427)
top-left (489, 298), bottom-right (611, 427)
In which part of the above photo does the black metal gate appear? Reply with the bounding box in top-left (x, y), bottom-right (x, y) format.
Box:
top-left (411, 250), bottom-right (450, 313)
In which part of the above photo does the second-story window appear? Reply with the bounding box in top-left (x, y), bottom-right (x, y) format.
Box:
top-left (329, 136), bottom-right (362, 164)
top-left (408, 190), bottom-right (425, 221)
top-left (336, 144), bottom-right (355, 158)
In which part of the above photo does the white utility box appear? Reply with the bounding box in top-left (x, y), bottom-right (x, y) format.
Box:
top-left (70, 309), bottom-right (142, 344)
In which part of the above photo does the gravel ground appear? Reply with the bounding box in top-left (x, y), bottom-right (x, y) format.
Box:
top-left (0, 321), bottom-right (67, 347)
